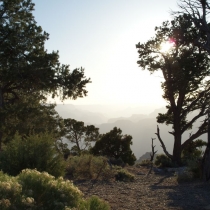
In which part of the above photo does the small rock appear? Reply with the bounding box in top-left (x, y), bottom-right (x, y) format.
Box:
top-left (137, 172), bottom-right (145, 175)
top-left (153, 167), bottom-right (163, 173)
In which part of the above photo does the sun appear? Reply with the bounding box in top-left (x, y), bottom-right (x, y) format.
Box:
top-left (160, 39), bottom-right (175, 53)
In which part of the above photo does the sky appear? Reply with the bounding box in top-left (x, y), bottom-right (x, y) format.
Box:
top-left (33, 0), bottom-right (179, 109)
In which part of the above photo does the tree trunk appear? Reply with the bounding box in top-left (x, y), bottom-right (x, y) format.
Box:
top-left (202, 144), bottom-right (210, 181)
top-left (202, 111), bottom-right (210, 181)
top-left (172, 134), bottom-right (182, 166)
top-left (0, 87), bottom-right (3, 150)
top-left (173, 113), bottom-right (182, 166)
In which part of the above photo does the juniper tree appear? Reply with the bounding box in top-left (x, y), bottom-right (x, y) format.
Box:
top-left (136, 15), bottom-right (210, 165)
top-left (0, 0), bottom-right (90, 148)
top-left (91, 127), bottom-right (136, 165)
top-left (174, 0), bottom-right (210, 182)
top-left (64, 118), bottom-right (100, 155)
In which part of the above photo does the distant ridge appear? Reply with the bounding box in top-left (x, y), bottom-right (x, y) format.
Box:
top-left (55, 104), bottom-right (108, 124)
top-left (136, 152), bottom-right (158, 164)
top-left (55, 104), bottom-right (207, 159)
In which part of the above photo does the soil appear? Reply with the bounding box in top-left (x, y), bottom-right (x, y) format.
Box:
top-left (73, 166), bottom-right (210, 210)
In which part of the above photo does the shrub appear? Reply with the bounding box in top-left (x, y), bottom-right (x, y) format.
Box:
top-left (0, 169), bottom-right (110, 210)
top-left (186, 159), bottom-right (202, 179)
top-left (138, 159), bottom-right (152, 167)
top-left (115, 169), bottom-right (135, 182)
top-left (18, 169), bottom-right (82, 209)
top-left (181, 139), bottom-right (206, 165)
top-left (173, 159), bottom-right (202, 183)
top-left (154, 154), bottom-right (173, 168)
top-left (108, 157), bottom-right (125, 167)
top-left (81, 196), bottom-right (110, 210)
top-left (66, 154), bottom-right (115, 180)
top-left (0, 171), bottom-right (22, 209)
top-left (175, 171), bottom-right (194, 183)
top-left (0, 133), bottom-right (66, 177)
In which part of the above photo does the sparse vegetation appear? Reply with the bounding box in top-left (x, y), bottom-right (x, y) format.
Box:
top-left (66, 154), bottom-right (115, 180)
top-left (115, 169), bottom-right (135, 182)
top-left (138, 159), bottom-right (151, 167)
top-left (0, 133), bottom-right (66, 177)
top-left (154, 154), bottom-right (173, 168)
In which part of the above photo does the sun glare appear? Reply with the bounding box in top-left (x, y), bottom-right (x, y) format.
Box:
top-left (160, 39), bottom-right (175, 53)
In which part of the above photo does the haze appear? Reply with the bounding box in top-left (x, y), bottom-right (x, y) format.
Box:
top-left (33, 0), bottom-right (178, 108)
top-left (31, 1), bottom-right (208, 159)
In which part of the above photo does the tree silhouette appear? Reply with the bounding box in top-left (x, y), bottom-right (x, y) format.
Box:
top-left (173, 0), bottom-right (210, 182)
top-left (91, 127), bottom-right (136, 165)
top-left (136, 15), bottom-right (210, 165)
top-left (64, 118), bottom-right (100, 155)
top-left (0, 0), bottom-right (90, 148)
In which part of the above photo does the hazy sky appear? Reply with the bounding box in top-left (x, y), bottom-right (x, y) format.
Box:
top-left (33, 0), bottom-right (179, 108)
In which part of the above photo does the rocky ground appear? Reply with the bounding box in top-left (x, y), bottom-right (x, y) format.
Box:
top-left (73, 166), bottom-right (210, 210)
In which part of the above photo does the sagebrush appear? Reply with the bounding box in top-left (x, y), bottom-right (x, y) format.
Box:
top-left (0, 133), bottom-right (66, 177)
top-left (0, 169), bottom-right (110, 210)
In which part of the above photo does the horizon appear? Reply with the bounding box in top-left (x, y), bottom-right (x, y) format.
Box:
top-left (55, 103), bottom-right (167, 118)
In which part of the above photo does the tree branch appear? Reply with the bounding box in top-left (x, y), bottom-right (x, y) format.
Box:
top-left (181, 86), bottom-right (210, 119)
top-left (155, 125), bottom-right (173, 159)
top-left (146, 138), bottom-right (158, 177)
top-left (181, 118), bottom-right (208, 150)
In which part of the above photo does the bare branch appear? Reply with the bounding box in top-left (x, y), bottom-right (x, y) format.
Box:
top-left (168, 131), bottom-right (175, 135)
top-left (155, 125), bottom-right (173, 159)
top-left (181, 86), bottom-right (210, 119)
top-left (146, 138), bottom-right (158, 177)
top-left (150, 138), bottom-right (158, 162)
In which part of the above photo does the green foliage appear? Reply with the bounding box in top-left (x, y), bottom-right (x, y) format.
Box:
top-left (154, 154), bottom-right (173, 168)
top-left (138, 159), bottom-right (152, 167)
top-left (115, 169), bottom-right (135, 182)
top-left (81, 196), bottom-right (110, 210)
top-left (64, 119), bottom-right (100, 155)
top-left (0, 171), bottom-right (23, 209)
top-left (0, 133), bottom-right (66, 177)
top-left (181, 139), bottom-right (206, 164)
top-left (56, 140), bottom-right (71, 160)
top-left (0, 169), bottom-right (110, 210)
top-left (0, 0), bottom-right (90, 102)
top-left (3, 95), bottom-right (64, 144)
top-left (18, 169), bottom-right (82, 209)
top-left (0, 0), bottom-right (90, 149)
top-left (66, 154), bottom-right (115, 180)
top-left (91, 127), bottom-right (136, 165)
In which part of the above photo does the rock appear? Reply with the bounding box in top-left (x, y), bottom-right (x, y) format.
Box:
top-left (153, 167), bottom-right (163, 173)
top-left (137, 172), bottom-right (145, 175)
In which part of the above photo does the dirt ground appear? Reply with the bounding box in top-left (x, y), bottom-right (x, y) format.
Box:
top-left (73, 166), bottom-right (210, 210)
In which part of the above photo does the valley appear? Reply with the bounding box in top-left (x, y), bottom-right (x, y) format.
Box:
top-left (55, 104), bottom-right (207, 159)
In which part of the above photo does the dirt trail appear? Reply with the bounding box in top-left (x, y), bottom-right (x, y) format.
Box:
top-left (74, 166), bottom-right (210, 210)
